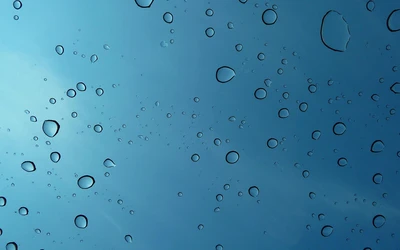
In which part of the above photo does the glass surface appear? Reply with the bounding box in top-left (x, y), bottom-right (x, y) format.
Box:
top-left (0, 0), bottom-right (399, 249)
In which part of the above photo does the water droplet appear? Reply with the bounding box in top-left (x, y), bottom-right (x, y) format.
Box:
top-left (177, 192), bottom-right (183, 197)
top-left (50, 152), bottom-right (61, 163)
top-left (371, 140), bottom-right (384, 153)
top-left (267, 138), bottom-right (278, 149)
top-left (214, 138), bottom-right (221, 146)
top-left (390, 82), bottom-right (400, 94)
top-left (366, 1), bottom-right (375, 11)
top-left (35, 228), bottom-right (41, 234)
top-left (321, 225), bottom-right (334, 237)
top-left (0, 197), bottom-right (6, 207)
top-left (299, 102), bottom-right (308, 112)
top-left (55, 45), bottom-right (64, 55)
top-left (337, 157), bottom-right (348, 167)
top-left (257, 53), bottom-right (265, 61)
top-left (13, 0), bottom-right (22, 10)
top-left (205, 8), bottom-right (214, 16)
top-left (223, 184), bottom-right (230, 190)
top-left (191, 154), bottom-right (200, 162)
top-left (262, 9), bottom-right (278, 25)
top-left (216, 66), bottom-right (235, 83)
top-left (372, 173), bottom-right (383, 184)
top-left (30, 116), bottom-right (37, 122)
top-left (103, 158), bottom-right (116, 168)
top-left (320, 10), bottom-right (351, 52)
top-left (372, 215), bottom-right (386, 228)
top-left (49, 98), bottom-right (56, 104)
top-left (215, 244), bottom-right (224, 250)
top-left (21, 161), bottom-right (36, 172)
top-left (94, 124), bottom-right (103, 133)
top-left (205, 27), bottom-right (215, 37)
top-left (163, 12), bottom-right (173, 23)
top-left (103, 44), bottom-right (110, 50)
top-left (74, 214), bottom-right (88, 229)
top-left (311, 130), bottom-right (321, 140)
top-left (333, 122), bottom-right (346, 135)
top-left (71, 112), bottom-right (78, 118)
top-left (302, 170), bottom-right (310, 178)
top-left (318, 213), bottom-right (325, 220)
top-left (277, 68), bottom-right (284, 75)
top-left (42, 120), bottom-right (60, 137)
top-left (248, 186), bottom-right (259, 197)
top-left (308, 84), bottom-right (317, 93)
top-left (278, 108), bottom-right (290, 118)
top-left (90, 54), bottom-right (98, 63)
top-left (96, 88), bottom-right (104, 96)
top-left (5, 242), bottom-right (17, 250)
top-left (227, 22), bottom-right (234, 29)
top-left (225, 151), bottom-right (239, 164)
top-left (371, 94), bottom-right (380, 101)
top-left (216, 194), bottom-right (223, 201)
top-left (309, 192), bottom-right (316, 199)
top-left (77, 175), bottom-right (95, 189)
top-left (125, 235), bottom-right (133, 243)
top-left (76, 82), bottom-right (86, 91)
top-left (387, 9), bottom-right (400, 32)
top-left (135, 0), bottom-right (153, 8)
top-left (239, 0), bottom-right (247, 3)
top-left (235, 44), bottom-right (243, 52)
top-left (67, 89), bottom-right (76, 98)
top-left (254, 88), bottom-right (267, 100)
top-left (18, 207), bottom-right (28, 216)
top-left (197, 224), bottom-right (204, 230)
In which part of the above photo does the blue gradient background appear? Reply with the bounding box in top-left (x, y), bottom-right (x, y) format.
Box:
top-left (0, 0), bottom-right (398, 249)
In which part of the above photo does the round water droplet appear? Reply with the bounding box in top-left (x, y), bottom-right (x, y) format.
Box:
top-left (96, 88), bottom-right (104, 96)
top-left (76, 82), bottom-right (86, 91)
top-left (125, 235), bottom-right (133, 243)
top-left (18, 207), bottom-right (28, 216)
top-left (13, 15), bottom-right (19, 20)
top-left (302, 170), bottom-right (310, 178)
top-left (49, 98), bottom-right (56, 104)
top-left (299, 102), bottom-right (308, 112)
top-left (205, 27), bottom-right (215, 37)
top-left (71, 112), bottom-right (78, 118)
top-left (309, 192), bottom-right (316, 199)
top-left (216, 194), bottom-right (223, 201)
top-left (77, 175), bottom-right (95, 189)
top-left (0, 197), bottom-right (6, 207)
top-left (13, 0), bottom-right (22, 10)
top-left (214, 138), bottom-right (221, 146)
top-left (227, 22), bottom-right (234, 29)
top-left (254, 88), bottom-right (267, 100)
top-left (308, 84), bottom-right (317, 93)
top-left (5, 242), bottom-right (17, 250)
top-left (55, 45), bottom-right (64, 55)
top-left (366, 1), bottom-right (375, 11)
top-left (215, 244), bottom-right (223, 250)
top-left (74, 214), bottom-right (88, 229)
top-left (225, 151), bottom-right (239, 164)
top-left (262, 9), bottom-right (278, 25)
top-left (134, 0), bottom-right (154, 8)
top-left (278, 108), bottom-right (290, 118)
top-left (21, 161), bottom-right (36, 172)
top-left (333, 122), bottom-right (346, 135)
top-left (50, 152), bottom-right (61, 163)
top-left (90, 54), bottom-right (98, 63)
top-left (248, 186), bottom-right (259, 197)
top-left (321, 225), bottom-right (334, 237)
top-left (312, 130), bottom-right (321, 140)
top-left (30, 116), bottom-right (37, 122)
top-left (67, 89), bottom-right (76, 98)
top-left (42, 120), bottom-right (60, 137)
top-left (387, 9), bottom-right (400, 32)
top-left (191, 154), bottom-right (200, 162)
top-left (163, 12), bottom-right (173, 23)
top-left (318, 213), bottom-right (325, 220)
top-left (372, 173), bottom-right (383, 184)
top-left (205, 8), bottom-right (214, 16)
top-left (337, 157), bottom-right (348, 167)
top-left (94, 124), bottom-right (103, 133)
top-left (216, 66), bottom-right (235, 83)
top-left (371, 140), bottom-right (384, 153)
top-left (257, 53), bottom-right (265, 61)
top-left (372, 215), bottom-right (386, 228)
top-left (320, 10), bottom-right (351, 52)
top-left (267, 138), bottom-right (278, 149)
top-left (177, 192), bottom-right (183, 197)
top-left (235, 44), bottom-right (243, 52)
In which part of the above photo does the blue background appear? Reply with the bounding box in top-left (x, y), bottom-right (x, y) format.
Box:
top-left (0, 0), bottom-right (399, 249)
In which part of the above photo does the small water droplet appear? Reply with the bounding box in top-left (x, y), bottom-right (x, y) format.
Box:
top-left (103, 44), bottom-right (110, 50)
top-left (214, 138), bottom-right (221, 146)
top-left (90, 54), bottom-right (98, 63)
top-left (278, 108), bottom-right (290, 118)
top-left (302, 170), bottom-right (310, 178)
top-left (318, 213), bottom-right (325, 220)
top-left (21, 161), bottom-right (36, 172)
top-left (77, 175), bottom-right (95, 189)
top-left (49, 98), bottom-right (56, 104)
top-left (103, 158), bottom-right (116, 168)
top-left (13, 15), bottom-right (19, 20)
top-left (191, 154), bottom-right (200, 162)
top-left (333, 122), bottom-right (346, 135)
top-left (125, 235), bottom-right (133, 243)
top-left (216, 66), bottom-right (236, 83)
top-left (13, 0), bottom-right (22, 10)
top-left (308, 84), bottom-right (317, 93)
top-left (74, 214), bottom-right (88, 229)
top-left (311, 130), bottom-right (321, 140)
top-left (225, 151), bottom-right (239, 164)
top-left (337, 157), bottom-right (348, 167)
top-left (372, 215), bottom-right (386, 228)
top-left (205, 8), bottom-right (214, 16)
top-left (257, 53), bottom-right (265, 61)
top-left (309, 192), bottom-right (316, 199)
top-left (35, 228), bottom-right (41, 234)
top-left (262, 9), bottom-right (278, 25)
top-left (223, 184), bottom-right (230, 190)
top-left (67, 89), bottom-right (76, 98)
top-left (372, 173), bottom-right (383, 184)
top-left (267, 138), bottom-right (278, 149)
top-left (50, 152), bottom-right (61, 163)
top-left (18, 207), bottom-right (28, 216)
top-left (227, 22), bottom-right (234, 29)
top-left (321, 225), bottom-right (334, 237)
top-left (205, 27), bottom-right (215, 37)
top-left (198, 224), bottom-right (204, 230)
top-left (177, 192), bottom-right (183, 197)
top-left (215, 244), bottom-right (224, 250)
top-left (76, 82), bottom-right (86, 91)
top-left (254, 88), bottom-right (267, 100)
top-left (299, 102), bottom-right (308, 112)
top-left (94, 124), bottom-right (103, 133)
top-left (248, 186), bottom-right (259, 197)
top-left (216, 194), bottom-right (223, 201)
top-left (235, 44), bottom-right (243, 52)
top-left (71, 112), bottom-right (78, 118)
top-left (371, 94), bottom-right (380, 101)
top-left (96, 88), bottom-right (104, 96)
top-left (371, 140), bottom-right (384, 153)
top-left (366, 1), bottom-right (375, 11)
top-left (134, 0), bottom-right (154, 8)
top-left (387, 9), bottom-right (400, 32)
top-left (42, 120), bottom-right (60, 137)
top-left (320, 10), bottom-right (351, 52)
top-left (55, 45), bottom-right (64, 55)
top-left (30, 116), bottom-right (37, 122)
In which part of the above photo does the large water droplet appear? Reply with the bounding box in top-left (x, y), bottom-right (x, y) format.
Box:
top-left (254, 88), bottom-right (267, 100)
top-left (125, 235), bottom-right (133, 243)
top-left (321, 225), bottom-right (334, 237)
top-left (267, 138), bottom-right (278, 149)
top-left (50, 152), bottom-right (61, 163)
top-left (387, 9), bottom-right (400, 32)
top-left (225, 151), bottom-right (239, 164)
top-left (42, 120), bottom-right (60, 137)
top-left (163, 12), bottom-right (173, 23)
top-left (278, 108), bottom-right (290, 118)
top-left (216, 66), bottom-right (236, 83)
top-left (372, 215), bottom-right (386, 228)
top-left (78, 175), bottom-right (95, 189)
top-left (5, 242), bottom-right (17, 250)
top-left (74, 214), bottom-right (88, 229)
top-left (320, 10), bottom-right (351, 52)
top-left (390, 82), bottom-right (400, 94)
top-left (248, 186), bottom-right (259, 197)
top-left (262, 9), bottom-right (278, 25)
top-left (55, 45), bottom-right (64, 55)
top-left (103, 158), bottom-right (116, 168)
top-left (0, 197), bottom-right (7, 207)
top-left (13, 0), bottom-right (22, 10)
top-left (21, 161), bottom-right (36, 172)
top-left (372, 173), bottom-right (383, 184)
top-left (371, 140), bottom-right (384, 153)
top-left (18, 207), bottom-right (28, 216)
top-left (90, 54), bottom-right (98, 63)
top-left (333, 122), bottom-right (346, 135)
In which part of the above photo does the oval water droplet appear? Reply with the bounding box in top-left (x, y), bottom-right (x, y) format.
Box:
top-left (262, 9), bottom-right (278, 25)
top-left (103, 158), bottom-right (116, 168)
top-left (30, 116), bottom-right (37, 122)
top-left (372, 215), bottom-right (386, 228)
top-left (103, 44), bottom-right (110, 50)
top-left (42, 120), bottom-right (60, 137)
top-left (390, 82), bottom-right (400, 94)
top-left (94, 124), bottom-right (103, 133)
top-left (55, 45), bottom-right (64, 55)
top-left (267, 138), bottom-right (278, 149)
top-left (50, 152), bottom-right (61, 163)
top-left (320, 10), bottom-right (351, 52)
top-left (309, 192), bottom-right (316, 199)
top-left (299, 102), bottom-right (308, 112)
top-left (0, 197), bottom-right (7, 207)
top-left (225, 151), bottom-right (239, 164)
top-left (18, 207), bottom-right (28, 216)
top-left (214, 138), bottom-right (221, 146)
top-left (125, 235), bottom-right (133, 243)
top-left (333, 122), bottom-right (346, 135)
top-left (5, 242), bottom-right (17, 250)
top-left (134, 0), bottom-right (154, 8)
top-left (191, 153), bottom-right (200, 162)
top-left (216, 66), bottom-right (236, 83)
top-left (302, 170), bottom-right (310, 178)
top-left (13, 0), bottom-right (22, 10)
top-left (67, 89), bottom-right (76, 98)
top-left (372, 173), bottom-right (383, 184)
top-left (76, 82), bottom-right (86, 91)
top-left (96, 88), bottom-right (104, 96)
top-left (337, 157), bottom-right (348, 167)
top-left (198, 224), bottom-right (204, 230)
top-left (90, 54), bottom-right (98, 63)
top-left (78, 175), bottom-right (95, 189)
top-left (223, 184), bottom-right (230, 190)
top-left (278, 108), bottom-right (290, 118)
top-left (21, 161), bottom-right (36, 172)
top-left (387, 9), bottom-right (400, 32)
top-left (205, 27), bottom-right (215, 37)
top-left (254, 88), bottom-right (267, 100)
top-left (163, 12), bottom-right (173, 23)
top-left (311, 130), bottom-right (321, 140)
top-left (366, 1), bottom-right (375, 12)
top-left (235, 44), bottom-right (243, 52)
top-left (216, 194), bottom-right (223, 201)
top-left (248, 186), bottom-right (259, 197)
top-left (74, 214), bottom-right (88, 229)
top-left (321, 225), bottom-right (334, 237)
top-left (371, 140), bottom-right (384, 153)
